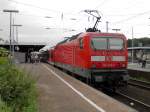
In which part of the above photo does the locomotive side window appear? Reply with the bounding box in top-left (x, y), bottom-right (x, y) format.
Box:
top-left (91, 38), bottom-right (107, 50)
top-left (79, 38), bottom-right (83, 49)
top-left (109, 38), bottom-right (124, 50)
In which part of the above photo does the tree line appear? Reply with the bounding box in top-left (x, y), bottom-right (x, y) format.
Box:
top-left (127, 37), bottom-right (150, 47)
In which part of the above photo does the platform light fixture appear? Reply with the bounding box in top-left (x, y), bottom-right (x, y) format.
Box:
top-left (112, 28), bottom-right (120, 32)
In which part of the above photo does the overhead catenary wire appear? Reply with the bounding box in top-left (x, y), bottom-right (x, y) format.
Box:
top-left (95, 0), bottom-right (110, 9)
top-left (7, 0), bottom-right (150, 25)
top-left (93, 0), bottom-right (150, 34)
top-left (8, 0), bottom-right (59, 13)
top-left (3, 0), bottom-right (150, 38)
top-left (8, 0), bottom-right (80, 16)
top-left (112, 10), bottom-right (150, 25)
top-left (5, 0), bottom-right (85, 23)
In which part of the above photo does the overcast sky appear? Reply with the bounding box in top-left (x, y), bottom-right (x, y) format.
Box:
top-left (0, 0), bottom-right (150, 46)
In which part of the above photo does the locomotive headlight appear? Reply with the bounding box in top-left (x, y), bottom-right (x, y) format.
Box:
top-left (112, 56), bottom-right (125, 61)
top-left (91, 56), bottom-right (105, 61)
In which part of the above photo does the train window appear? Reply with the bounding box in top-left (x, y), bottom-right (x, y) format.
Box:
top-left (79, 38), bottom-right (83, 49)
top-left (91, 38), bottom-right (107, 50)
top-left (109, 38), bottom-right (124, 50)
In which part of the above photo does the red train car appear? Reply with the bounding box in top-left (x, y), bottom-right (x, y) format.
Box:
top-left (48, 32), bottom-right (129, 86)
top-left (48, 47), bottom-right (55, 65)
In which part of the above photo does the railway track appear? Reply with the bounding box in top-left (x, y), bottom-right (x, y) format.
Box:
top-left (97, 86), bottom-right (150, 112)
top-left (60, 69), bottom-right (150, 111)
top-left (128, 79), bottom-right (150, 90)
top-left (116, 91), bottom-right (150, 108)
top-left (96, 82), bottom-right (150, 112)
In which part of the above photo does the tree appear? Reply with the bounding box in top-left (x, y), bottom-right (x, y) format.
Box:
top-left (0, 38), bottom-right (3, 41)
top-left (127, 37), bottom-right (150, 47)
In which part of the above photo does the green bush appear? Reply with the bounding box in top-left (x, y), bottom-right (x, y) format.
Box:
top-left (0, 65), bottom-right (37, 112)
top-left (0, 57), bottom-right (9, 65)
top-left (0, 98), bottom-right (12, 112)
top-left (0, 47), bottom-right (9, 57)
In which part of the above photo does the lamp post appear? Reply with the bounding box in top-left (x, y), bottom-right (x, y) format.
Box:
top-left (0, 29), bottom-right (4, 43)
top-left (112, 28), bottom-right (120, 32)
top-left (3, 9), bottom-right (19, 63)
top-left (106, 21), bottom-right (109, 32)
top-left (12, 24), bottom-right (22, 53)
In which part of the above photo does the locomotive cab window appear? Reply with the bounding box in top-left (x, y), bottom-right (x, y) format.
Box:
top-left (91, 38), bottom-right (107, 50)
top-left (79, 38), bottom-right (83, 49)
top-left (109, 38), bottom-right (124, 50)
top-left (91, 37), bottom-right (124, 50)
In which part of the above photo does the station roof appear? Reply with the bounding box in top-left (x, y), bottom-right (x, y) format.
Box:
top-left (128, 47), bottom-right (150, 50)
top-left (0, 42), bottom-right (46, 46)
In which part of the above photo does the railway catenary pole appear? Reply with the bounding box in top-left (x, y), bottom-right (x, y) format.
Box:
top-left (12, 25), bottom-right (22, 43)
top-left (106, 21), bottom-right (109, 32)
top-left (3, 9), bottom-right (19, 63)
top-left (12, 18), bottom-right (15, 59)
top-left (132, 27), bottom-right (134, 63)
top-left (12, 24), bottom-right (22, 52)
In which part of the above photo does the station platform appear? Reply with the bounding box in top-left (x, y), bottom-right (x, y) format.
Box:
top-left (128, 62), bottom-right (150, 72)
top-left (128, 62), bottom-right (150, 81)
top-left (20, 63), bottom-right (137, 112)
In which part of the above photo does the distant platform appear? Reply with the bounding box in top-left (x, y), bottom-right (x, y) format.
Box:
top-left (128, 62), bottom-right (150, 72)
top-left (128, 62), bottom-right (150, 81)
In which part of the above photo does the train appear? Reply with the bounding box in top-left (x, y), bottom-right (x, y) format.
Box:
top-left (41, 10), bottom-right (129, 88)
top-left (47, 32), bottom-right (129, 88)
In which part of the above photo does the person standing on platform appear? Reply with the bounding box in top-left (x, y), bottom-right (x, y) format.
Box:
top-left (25, 52), bottom-right (28, 63)
top-left (141, 53), bottom-right (147, 68)
top-left (137, 50), bottom-right (143, 65)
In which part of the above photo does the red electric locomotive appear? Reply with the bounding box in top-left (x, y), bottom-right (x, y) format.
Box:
top-left (48, 10), bottom-right (129, 87)
top-left (48, 32), bottom-right (129, 86)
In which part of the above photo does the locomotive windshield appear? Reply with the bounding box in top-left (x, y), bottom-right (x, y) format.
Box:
top-left (91, 37), bottom-right (124, 50)
top-left (91, 38), bottom-right (107, 50)
top-left (109, 38), bottom-right (124, 50)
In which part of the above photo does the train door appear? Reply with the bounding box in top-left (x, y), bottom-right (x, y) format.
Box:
top-left (105, 38), bottom-right (111, 67)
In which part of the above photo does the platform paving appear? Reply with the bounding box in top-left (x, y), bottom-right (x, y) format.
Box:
top-left (20, 63), bottom-right (137, 112)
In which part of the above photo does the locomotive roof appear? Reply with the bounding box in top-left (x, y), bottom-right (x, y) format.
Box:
top-left (56, 33), bottom-right (82, 45)
top-left (56, 32), bottom-right (126, 46)
top-left (81, 32), bottom-right (125, 36)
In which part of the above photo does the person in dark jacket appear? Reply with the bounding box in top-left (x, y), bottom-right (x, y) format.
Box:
top-left (141, 53), bottom-right (147, 68)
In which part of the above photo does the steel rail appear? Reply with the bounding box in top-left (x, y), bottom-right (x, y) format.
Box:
top-left (129, 79), bottom-right (150, 90)
top-left (116, 91), bottom-right (150, 108)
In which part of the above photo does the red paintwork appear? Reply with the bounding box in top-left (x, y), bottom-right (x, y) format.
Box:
top-left (48, 32), bottom-right (128, 69)
top-left (48, 48), bottom-right (55, 62)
